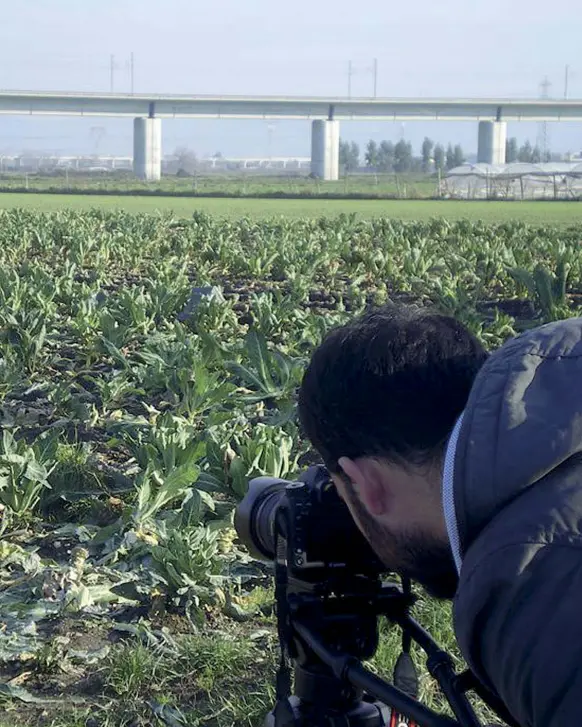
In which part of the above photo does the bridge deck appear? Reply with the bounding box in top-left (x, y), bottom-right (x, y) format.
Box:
top-left (0, 91), bottom-right (581, 121)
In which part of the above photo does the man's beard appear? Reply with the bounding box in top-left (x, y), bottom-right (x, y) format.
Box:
top-left (343, 486), bottom-right (459, 600)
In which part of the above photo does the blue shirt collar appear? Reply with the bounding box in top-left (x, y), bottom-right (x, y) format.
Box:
top-left (442, 412), bottom-right (464, 574)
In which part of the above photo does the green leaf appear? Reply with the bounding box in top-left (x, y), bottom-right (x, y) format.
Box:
top-left (90, 519), bottom-right (123, 545)
top-left (24, 459), bottom-right (49, 483)
top-left (198, 489), bottom-right (216, 512)
top-left (136, 476), bottom-right (152, 513)
top-left (147, 701), bottom-right (188, 727)
top-left (161, 462), bottom-right (200, 497)
top-left (108, 581), bottom-right (144, 602)
top-left (100, 337), bottom-right (130, 369)
top-left (1, 454), bottom-right (26, 466)
top-left (0, 683), bottom-right (85, 705)
top-left (178, 489), bottom-right (203, 527)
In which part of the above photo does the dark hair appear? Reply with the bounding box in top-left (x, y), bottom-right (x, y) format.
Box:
top-left (297, 303), bottom-right (488, 474)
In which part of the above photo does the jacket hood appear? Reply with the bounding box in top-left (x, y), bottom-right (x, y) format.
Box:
top-left (452, 316), bottom-right (582, 561)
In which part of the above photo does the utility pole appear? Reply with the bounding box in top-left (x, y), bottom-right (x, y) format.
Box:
top-left (564, 64), bottom-right (570, 99)
top-left (538, 76), bottom-right (552, 162)
top-left (266, 123), bottom-right (276, 159)
top-left (347, 59), bottom-right (378, 98)
top-left (110, 53), bottom-right (135, 93)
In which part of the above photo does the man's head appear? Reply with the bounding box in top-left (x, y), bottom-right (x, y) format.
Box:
top-left (297, 303), bottom-right (488, 599)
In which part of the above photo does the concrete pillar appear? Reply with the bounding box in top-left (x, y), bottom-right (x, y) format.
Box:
top-left (311, 120), bottom-right (340, 180)
top-left (133, 117), bottom-right (162, 181)
top-left (477, 121), bottom-right (507, 165)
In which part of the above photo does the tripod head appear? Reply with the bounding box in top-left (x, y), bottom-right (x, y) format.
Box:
top-left (235, 466), bottom-right (517, 727)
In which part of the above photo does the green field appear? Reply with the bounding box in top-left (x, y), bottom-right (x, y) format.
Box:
top-left (0, 191), bottom-right (581, 224)
top-left (0, 172), bottom-right (436, 200)
top-left (0, 208), bottom-right (580, 726)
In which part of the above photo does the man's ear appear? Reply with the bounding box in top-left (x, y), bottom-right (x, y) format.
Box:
top-left (338, 456), bottom-right (387, 517)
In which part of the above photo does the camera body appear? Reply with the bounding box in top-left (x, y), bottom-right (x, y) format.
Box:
top-left (234, 464), bottom-right (386, 587)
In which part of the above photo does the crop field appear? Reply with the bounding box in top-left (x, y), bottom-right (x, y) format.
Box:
top-left (0, 192), bottom-right (582, 225)
top-left (0, 208), bottom-right (581, 727)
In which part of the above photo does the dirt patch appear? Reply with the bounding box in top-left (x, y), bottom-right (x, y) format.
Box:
top-left (477, 297), bottom-right (537, 320)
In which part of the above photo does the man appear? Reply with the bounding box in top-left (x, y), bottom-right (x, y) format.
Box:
top-left (297, 302), bottom-right (582, 727)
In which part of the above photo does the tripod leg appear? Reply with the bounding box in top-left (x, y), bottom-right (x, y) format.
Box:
top-left (265, 696), bottom-right (391, 727)
top-left (265, 696), bottom-right (304, 727)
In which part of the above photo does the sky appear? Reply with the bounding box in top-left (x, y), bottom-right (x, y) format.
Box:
top-left (0, 0), bottom-right (581, 158)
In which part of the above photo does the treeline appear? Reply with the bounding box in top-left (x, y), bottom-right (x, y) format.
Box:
top-left (340, 136), bottom-right (555, 173)
top-left (505, 138), bottom-right (551, 164)
top-left (340, 137), bottom-right (465, 173)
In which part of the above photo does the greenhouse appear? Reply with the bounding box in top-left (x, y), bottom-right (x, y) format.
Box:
top-left (441, 162), bottom-right (582, 200)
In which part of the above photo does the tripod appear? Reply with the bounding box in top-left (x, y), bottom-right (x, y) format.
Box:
top-left (266, 579), bottom-right (516, 727)
top-left (264, 661), bottom-right (391, 727)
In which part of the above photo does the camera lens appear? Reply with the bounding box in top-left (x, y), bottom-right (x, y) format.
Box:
top-left (252, 488), bottom-right (286, 556)
top-left (234, 477), bottom-right (290, 561)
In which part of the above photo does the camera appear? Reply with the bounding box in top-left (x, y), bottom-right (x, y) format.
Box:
top-left (234, 465), bottom-right (513, 727)
top-left (235, 464), bottom-right (402, 726)
top-left (234, 464), bottom-right (386, 583)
